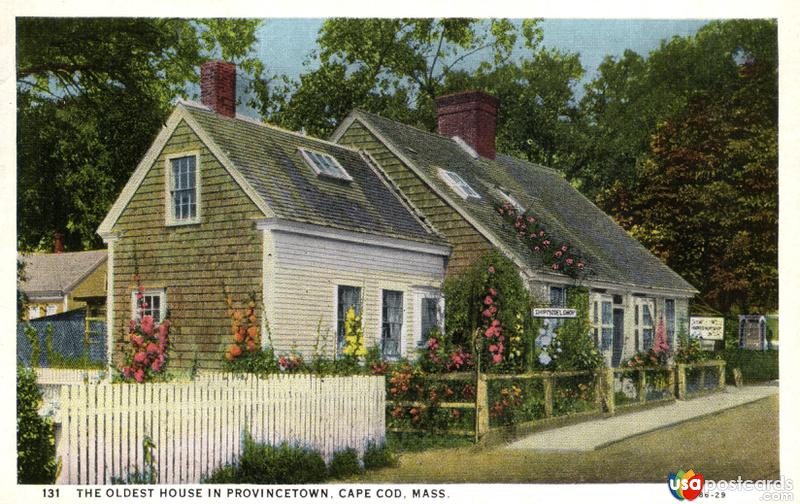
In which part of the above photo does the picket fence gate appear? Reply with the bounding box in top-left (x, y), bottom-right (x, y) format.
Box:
top-left (54, 374), bottom-right (385, 484)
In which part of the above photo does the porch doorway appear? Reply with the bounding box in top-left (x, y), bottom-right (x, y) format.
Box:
top-left (612, 308), bottom-right (625, 367)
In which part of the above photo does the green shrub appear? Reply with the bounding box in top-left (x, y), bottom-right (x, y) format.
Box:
top-left (17, 365), bottom-right (58, 483)
top-left (550, 287), bottom-right (603, 371)
top-left (202, 435), bottom-right (327, 484)
top-left (362, 441), bottom-right (397, 470)
top-left (23, 324), bottom-right (41, 367)
top-left (720, 349), bottom-right (778, 383)
top-left (328, 448), bottom-right (363, 479)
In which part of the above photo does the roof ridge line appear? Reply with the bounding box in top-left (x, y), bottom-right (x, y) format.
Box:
top-left (178, 100), bottom-right (360, 153)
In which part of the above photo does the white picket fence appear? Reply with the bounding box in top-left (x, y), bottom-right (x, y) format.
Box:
top-left (54, 374), bottom-right (385, 484)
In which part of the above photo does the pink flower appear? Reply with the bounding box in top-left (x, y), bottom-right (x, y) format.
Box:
top-left (146, 342), bottom-right (158, 354)
top-left (489, 288), bottom-right (497, 297)
top-left (543, 239), bottom-right (551, 247)
top-left (566, 258), bottom-right (574, 265)
top-left (426, 338), bottom-right (440, 351)
top-left (134, 351), bottom-right (148, 365)
top-left (488, 266), bottom-right (496, 274)
top-left (533, 246), bottom-right (540, 252)
top-left (484, 296), bottom-right (493, 305)
top-left (554, 250), bottom-right (563, 258)
top-left (551, 263), bottom-right (560, 270)
top-left (527, 216), bottom-right (535, 223)
top-left (489, 344), bottom-right (498, 353)
top-left (122, 367), bottom-right (132, 378)
top-left (134, 369), bottom-right (145, 383)
top-left (577, 262), bottom-right (585, 269)
top-left (482, 309), bottom-right (493, 318)
top-left (561, 245), bottom-right (568, 252)
top-left (133, 334), bottom-right (144, 347)
top-left (129, 320), bottom-right (136, 332)
top-left (141, 315), bottom-right (155, 336)
top-left (136, 292), bottom-right (143, 301)
top-left (492, 354), bottom-right (503, 364)
top-left (484, 326), bottom-right (496, 338)
top-left (489, 306), bottom-right (497, 315)
top-left (539, 231), bottom-right (545, 237)
top-left (151, 359), bottom-right (161, 373)
top-left (491, 319), bottom-right (501, 328)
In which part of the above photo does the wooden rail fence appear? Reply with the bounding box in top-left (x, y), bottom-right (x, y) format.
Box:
top-left (54, 374), bottom-right (385, 484)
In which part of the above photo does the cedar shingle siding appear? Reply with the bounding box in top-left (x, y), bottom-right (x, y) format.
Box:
top-left (112, 120), bottom-right (265, 370)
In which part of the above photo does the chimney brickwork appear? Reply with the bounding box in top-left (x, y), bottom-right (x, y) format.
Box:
top-left (200, 60), bottom-right (236, 118)
top-left (435, 91), bottom-right (498, 159)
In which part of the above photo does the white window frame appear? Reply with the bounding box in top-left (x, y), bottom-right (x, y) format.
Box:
top-left (28, 305), bottom-right (41, 320)
top-left (413, 289), bottom-right (445, 349)
top-left (496, 187), bottom-right (525, 213)
top-left (45, 304), bottom-right (58, 316)
top-left (379, 288), bottom-right (406, 360)
top-left (591, 293), bottom-right (614, 351)
top-left (165, 151), bottom-right (202, 226)
top-left (437, 168), bottom-right (481, 200)
top-left (634, 297), bottom-right (655, 351)
top-left (299, 148), bottom-right (353, 182)
top-left (131, 288), bottom-right (167, 322)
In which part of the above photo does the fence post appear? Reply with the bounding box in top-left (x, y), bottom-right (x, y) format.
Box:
top-left (699, 366), bottom-right (707, 392)
top-left (677, 364), bottom-right (687, 400)
top-left (718, 362), bottom-right (726, 390)
top-left (542, 373), bottom-right (553, 418)
top-left (667, 365), bottom-right (676, 399)
top-left (638, 369), bottom-right (646, 403)
top-left (475, 373), bottom-right (489, 441)
top-left (605, 368), bottom-right (615, 415)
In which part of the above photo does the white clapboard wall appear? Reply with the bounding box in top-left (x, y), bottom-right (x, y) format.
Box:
top-left (55, 374), bottom-right (385, 484)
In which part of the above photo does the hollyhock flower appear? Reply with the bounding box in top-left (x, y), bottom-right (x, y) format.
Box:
top-left (134, 351), bottom-right (147, 365)
top-left (484, 326), bottom-right (496, 338)
top-left (246, 340), bottom-right (257, 352)
top-left (426, 338), bottom-right (439, 351)
top-left (151, 359), bottom-right (161, 373)
top-left (483, 309), bottom-right (493, 318)
top-left (492, 353), bottom-right (503, 364)
top-left (484, 296), bottom-right (493, 305)
top-left (229, 344), bottom-right (242, 358)
top-left (158, 320), bottom-right (170, 338)
top-left (133, 334), bottom-right (145, 347)
top-left (136, 292), bottom-right (143, 301)
top-left (491, 319), bottom-right (501, 327)
top-left (134, 369), bottom-right (145, 383)
top-left (235, 331), bottom-right (245, 343)
top-left (489, 344), bottom-right (498, 353)
top-left (141, 315), bottom-right (155, 336)
top-left (146, 342), bottom-right (158, 354)
top-left (489, 288), bottom-right (497, 297)
top-left (129, 320), bottom-right (136, 332)
top-left (122, 367), bottom-right (132, 378)
top-left (489, 305), bottom-right (498, 315)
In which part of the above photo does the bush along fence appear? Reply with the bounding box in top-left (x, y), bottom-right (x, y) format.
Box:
top-left (53, 373), bottom-right (385, 484)
top-left (385, 361), bottom-right (725, 442)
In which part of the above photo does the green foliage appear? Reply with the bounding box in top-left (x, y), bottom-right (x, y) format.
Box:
top-left (362, 441), bottom-right (397, 470)
top-left (17, 18), bottom-right (266, 251)
top-left (17, 259), bottom-right (28, 322)
top-left (17, 365), bottom-right (58, 484)
top-left (202, 435), bottom-right (327, 484)
top-left (550, 288), bottom-right (603, 371)
top-left (674, 331), bottom-right (708, 363)
top-left (442, 250), bottom-right (534, 372)
top-left (112, 436), bottom-right (157, 484)
top-left (720, 349), bottom-right (778, 384)
top-left (23, 324), bottom-right (41, 367)
top-left (328, 448), bottom-right (363, 479)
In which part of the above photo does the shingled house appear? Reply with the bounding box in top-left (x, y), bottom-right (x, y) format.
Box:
top-left (97, 61), bottom-right (449, 369)
top-left (331, 91), bottom-right (698, 366)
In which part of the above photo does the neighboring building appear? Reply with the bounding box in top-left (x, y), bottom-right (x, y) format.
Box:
top-left (19, 249), bottom-right (107, 321)
top-left (332, 91), bottom-right (698, 366)
top-left (96, 61), bottom-right (449, 370)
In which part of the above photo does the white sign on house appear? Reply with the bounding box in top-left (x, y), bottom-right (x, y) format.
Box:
top-left (690, 317), bottom-right (725, 341)
top-left (533, 308), bottom-right (577, 318)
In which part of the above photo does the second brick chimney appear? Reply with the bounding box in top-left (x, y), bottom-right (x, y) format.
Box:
top-left (201, 60), bottom-right (236, 118)
top-left (53, 232), bottom-right (64, 254)
top-left (435, 91), bottom-right (498, 159)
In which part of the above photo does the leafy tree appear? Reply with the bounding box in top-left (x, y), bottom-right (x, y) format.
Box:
top-left (17, 18), bottom-right (265, 251)
top-left (17, 365), bottom-right (58, 483)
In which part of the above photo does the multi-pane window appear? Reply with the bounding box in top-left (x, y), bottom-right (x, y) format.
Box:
top-left (28, 306), bottom-right (41, 320)
top-left (665, 299), bottom-right (676, 346)
top-left (600, 300), bottom-right (613, 350)
top-left (45, 304), bottom-right (57, 316)
top-left (381, 290), bottom-right (403, 359)
top-left (336, 285), bottom-right (362, 352)
top-left (299, 148), bottom-right (352, 181)
top-left (634, 297), bottom-right (655, 350)
top-left (170, 156), bottom-right (197, 222)
top-left (419, 296), bottom-right (442, 347)
top-left (439, 169), bottom-right (481, 200)
top-left (131, 289), bottom-right (166, 322)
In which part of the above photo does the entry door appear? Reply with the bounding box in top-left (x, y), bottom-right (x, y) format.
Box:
top-left (612, 308), bottom-right (625, 367)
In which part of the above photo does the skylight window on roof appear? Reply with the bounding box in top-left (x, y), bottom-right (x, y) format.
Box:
top-left (438, 168), bottom-right (481, 200)
top-left (299, 148), bottom-right (353, 181)
top-left (496, 187), bottom-right (525, 213)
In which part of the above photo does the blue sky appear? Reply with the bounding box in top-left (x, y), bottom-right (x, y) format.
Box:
top-left (254, 18), bottom-right (710, 90)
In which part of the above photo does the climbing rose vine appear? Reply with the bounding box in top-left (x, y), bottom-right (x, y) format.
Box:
top-left (482, 266), bottom-right (506, 365)
top-left (121, 274), bottom-right (171, 383)
top-left (496, 202), bottom-right (587, 278)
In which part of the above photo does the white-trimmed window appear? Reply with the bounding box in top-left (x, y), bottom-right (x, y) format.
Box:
top-left (166, 154), bottom-right (200, 225)
top-left (634, 297), bottom-right (655, 350)
top-left (381, 290), bottom-right (404, 360)
top-left (496, 187), bottom-right (525, 213)
top-left (665, 299), bottom-right (676, 347)
top-left (438, 168), bottom-right (481, 200)
top-left (45, 304), bottom-right (57, 316)
top-left (592, 294), bottom-right (614, 351)
top-left (336, 285), bottom-right (362, 353)
top-left (299, 148), bottom-right (353, 181)
top-left (28, 306), bottom-right (41, 320)
top-left (414, 291), bottom-right (444, 348)
top-left (131, 289), bottom-right (167, 322)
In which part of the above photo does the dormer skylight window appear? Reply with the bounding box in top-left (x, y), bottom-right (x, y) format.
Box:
top-left (299, 148), bottom-right (353, 182)
top-left (438, 168), bottom-right (481, 200)
top-left (452, 136), bottom-right (479, 159)
top-left (496, 187), bottom-right (525, 213)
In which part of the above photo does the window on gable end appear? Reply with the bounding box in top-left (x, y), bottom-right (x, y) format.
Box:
top-left (166, 154), bottom-right (200, 225)
top-left (299, 148), bottom-right (353, 182)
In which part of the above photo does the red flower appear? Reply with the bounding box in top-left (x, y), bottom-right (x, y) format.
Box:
top-left (134, 369), bottom-right (145, 383)
top-left (146, 342), bottom-right (158, 355)
top-left (484, 296), bottom-right (493, 305)
top-left (133, 352), bottom-right (147, 365)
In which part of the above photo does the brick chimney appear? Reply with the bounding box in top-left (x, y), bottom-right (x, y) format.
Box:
top-left (200, 60), bottom-right (236, 118)
top-left (435, 91), bottom-right (498, 159)
top-left (53, 232), bottom-right (64, 254)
